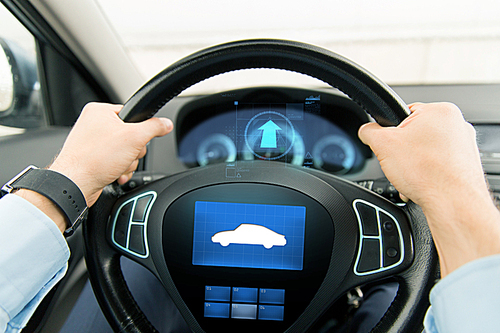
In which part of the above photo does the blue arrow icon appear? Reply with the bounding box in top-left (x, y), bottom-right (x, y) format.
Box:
top-left (259, 120), bottom-right (282, 148)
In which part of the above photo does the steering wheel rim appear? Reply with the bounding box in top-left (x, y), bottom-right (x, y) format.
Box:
top-left (83, 39), bottom-right (438, 333)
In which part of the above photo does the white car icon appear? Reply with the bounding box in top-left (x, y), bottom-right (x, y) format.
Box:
top-left (211, 224), bottom-right (287, 249)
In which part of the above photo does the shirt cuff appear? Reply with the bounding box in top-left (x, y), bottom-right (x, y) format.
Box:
top-left (424, 254), bottom-right (500, 333)
top-left (0, 194), bottom-right (70, 331)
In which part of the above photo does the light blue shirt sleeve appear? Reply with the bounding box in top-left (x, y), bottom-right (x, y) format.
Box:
top-left (424, 253), bottom-right (500, 333)
top-left (0, 194), bottom-right (70, 333)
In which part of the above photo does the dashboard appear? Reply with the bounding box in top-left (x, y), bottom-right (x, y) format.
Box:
top-left (175, 87), bottom-right (372, 176)
top-left (144, 85), bottom-right (500, 206)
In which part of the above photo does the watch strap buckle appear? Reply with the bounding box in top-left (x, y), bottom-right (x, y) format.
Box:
top-left (1, 165), bottom-right (38, 197)
top-left (2, 165), bottom-right (88, 237)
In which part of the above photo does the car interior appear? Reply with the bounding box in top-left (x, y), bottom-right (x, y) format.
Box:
top-left (0, 0), bottom-right (499, 332)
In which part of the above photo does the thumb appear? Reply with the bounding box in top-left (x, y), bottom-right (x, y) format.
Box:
top-left (134, 117), bottom-right (174, 142)
top-left (358, 122), bottom-right (384, 146)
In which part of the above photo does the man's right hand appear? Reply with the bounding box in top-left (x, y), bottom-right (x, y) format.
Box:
top-left (358, 102), bottom-right (500, 277)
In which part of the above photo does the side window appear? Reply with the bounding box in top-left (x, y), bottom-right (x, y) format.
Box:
top-left (0, 4), bottom-right (46, 135)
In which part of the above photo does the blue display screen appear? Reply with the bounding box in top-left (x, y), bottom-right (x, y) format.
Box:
top-left (192, 201), bottom-right (306, 270)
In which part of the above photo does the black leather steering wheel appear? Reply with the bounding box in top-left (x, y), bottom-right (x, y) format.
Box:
top-left (83, 39), bottom-right (438, 333)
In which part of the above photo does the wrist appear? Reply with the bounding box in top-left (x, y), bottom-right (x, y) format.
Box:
top-left (49, 158), bottom-right (94, 206)
top-left (15, 189), bottom-right (68, 233)
top-left (3, 165), bottom-right (89, 236)
top-left (423, 191), bottom-right (500, 277)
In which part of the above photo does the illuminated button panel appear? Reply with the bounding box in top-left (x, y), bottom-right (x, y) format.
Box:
top-left (353, 199), bottom-right (404, 276)
top-left (204, 286), bottom-right (284, 321)
top-left (111, 191), bottom-right (156, 258)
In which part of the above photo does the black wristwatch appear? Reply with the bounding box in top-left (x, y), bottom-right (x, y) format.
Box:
top-left (1, 165), bottom-right (88, 237)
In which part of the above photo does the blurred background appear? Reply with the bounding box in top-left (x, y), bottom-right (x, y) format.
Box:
top-left (1, 0), bottom-right (500, 85)
top-left (98, 0), bottom-right (500, 85)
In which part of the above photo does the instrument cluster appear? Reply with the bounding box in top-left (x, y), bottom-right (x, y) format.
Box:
top-left (176, 87), bottom-right (372, 175)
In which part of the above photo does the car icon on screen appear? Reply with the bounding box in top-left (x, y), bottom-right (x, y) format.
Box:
top-left (211, 224), bottom-right (287, 249)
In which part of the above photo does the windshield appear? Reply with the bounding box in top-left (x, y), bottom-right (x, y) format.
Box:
top-left (96, 0), bottom-right (500, 86)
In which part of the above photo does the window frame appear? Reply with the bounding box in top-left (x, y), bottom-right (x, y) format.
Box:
top-left (1, 0), bottom-right (113, 126)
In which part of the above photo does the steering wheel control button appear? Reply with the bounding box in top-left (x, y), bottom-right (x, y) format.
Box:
top-left (132, 194), bottom-right (153, 222)
top-left (204, 302), bottom-right (230, 319)
top-left (129, 225), bottom-right (146, 255)
top-left (354, 202), bottom-right (379, 236)
top-left (387, 248), bottom-right (398, 258)
top-left (353, 199), bottom-right (405, 275)
top-left (113, 202), bottom-right (132, 248)
top-left (259, 288), bottom-right (285, 304)
top-left (231, 304), bottom-right (258, 320)
top-left (205, 286), bottom-right (231, 302)
top-left (232, 287), bottom-right (258, 303)
top-left (258, 305), bottom-right (285, 321)
top-left (111, 191), bottom-right (157, 258)
top-left (357, 239), bottom-right (381, 273)
top-left (383, 220), bottom-right (394, 232)
top-left (381, 212), bottom-right (402, 267)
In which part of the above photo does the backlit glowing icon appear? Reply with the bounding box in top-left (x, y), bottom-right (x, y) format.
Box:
top-left (244, 111), bottom-right (296, 161)
top-left (259, 120), bottom-right (281, 148)
top-left (211, 224), bottom-right (287, 249)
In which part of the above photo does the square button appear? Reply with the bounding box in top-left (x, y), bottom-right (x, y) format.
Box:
top-left (355, 202), bottom-right (379, 236)
top-left (128, 225), bottom-right (145, 255)
top-left (232, 287), bottom-right (258, 303)
top-left (132, 195), bottom-right (153, 222)
top-left (259, 288), bottom-right (285, 304)
top-left (204, 302), bottom-right (230, 318)
top-left (357, 239), bottom-right (381, 273)
top-left (113, 202), bottom-right (132, 248)
top-left (231, 304), bottom-right (257, 320)
top-left (258, 305), bottom-right (284, 321)
top-left (205, 286), bottom-right (231, 302)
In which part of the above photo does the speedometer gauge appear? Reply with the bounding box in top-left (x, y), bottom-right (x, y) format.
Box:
top-left (196, 134), bottom-right (237, 166)
top-left (312, 134), bottom-right (356, 174)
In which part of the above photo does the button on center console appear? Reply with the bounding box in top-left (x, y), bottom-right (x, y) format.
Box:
top-left (204, 286), bottom-right (285, 321)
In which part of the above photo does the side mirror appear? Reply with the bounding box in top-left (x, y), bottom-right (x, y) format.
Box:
top-left (0, 38), bottom-right (41, 126)
top-left (0, 39), bottom-right (14, 114)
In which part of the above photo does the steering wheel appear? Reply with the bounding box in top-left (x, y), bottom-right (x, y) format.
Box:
top-left (83, 39), bottom-right (438, 333)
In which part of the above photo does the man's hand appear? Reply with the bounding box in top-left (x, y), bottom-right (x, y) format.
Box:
top-left (49, 103), bottom-right (173, 207)
top-left (17, 103), bottom-right (172, 233)
top-left (358, 102), bottom-right (500, 277)
top-left (358, 102), bottom-right (486, 209)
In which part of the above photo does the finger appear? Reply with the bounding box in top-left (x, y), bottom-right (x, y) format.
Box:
top-left (358, 122), bottom-right (383, 146)
top-left (134, 117), bottom-right (174, 143)
top-left (117, 159), bottom-right (139, 185)
top-left (117, 172), bottom-right (134, 185)
top-left (138, 146), bottom-right (148, 160)
top-left (399, 193), bottom-right (410, 203)
top-left (125, 159), bottom-right (139, 175)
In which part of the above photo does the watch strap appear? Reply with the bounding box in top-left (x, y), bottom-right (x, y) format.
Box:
top-left (2, 165), bottom-right (88, 236)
